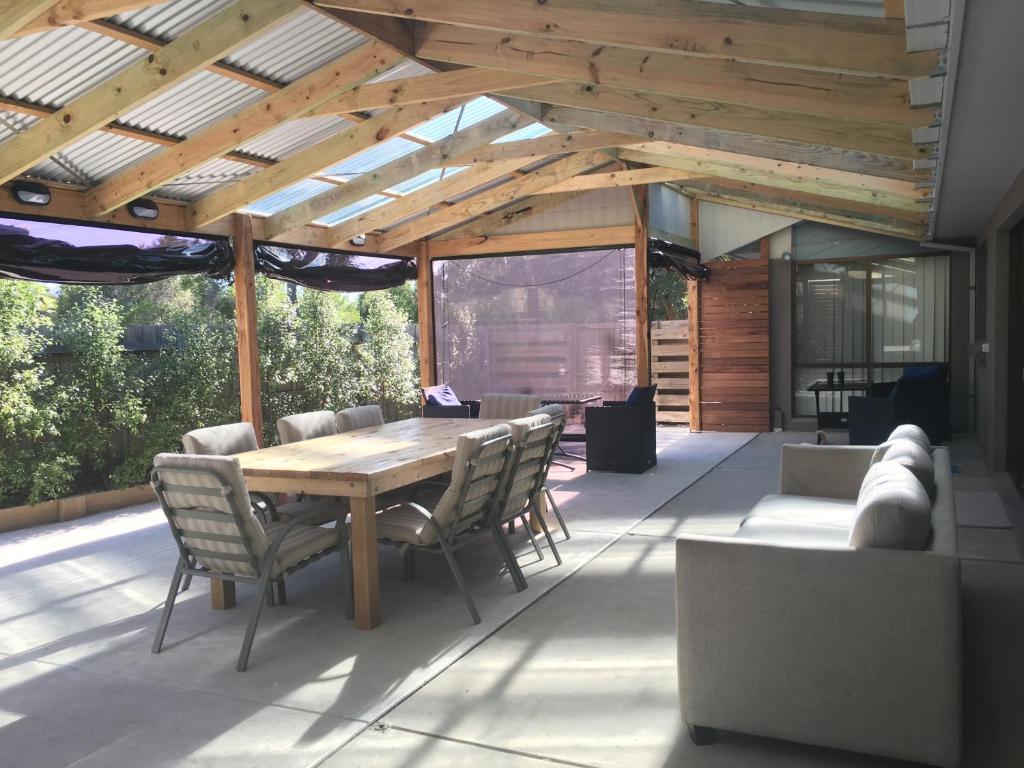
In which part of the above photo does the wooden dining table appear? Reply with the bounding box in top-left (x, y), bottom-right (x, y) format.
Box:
top-left (234, 417), bottom-right (507, 630)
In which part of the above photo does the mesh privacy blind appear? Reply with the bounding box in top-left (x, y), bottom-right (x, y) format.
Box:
top-left (432, 248), bottom-right (637, 401)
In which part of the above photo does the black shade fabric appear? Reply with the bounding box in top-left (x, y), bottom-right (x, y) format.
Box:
top-left (648, 237), bottom-right (707, 281)
top-left (253, 244), bottom-right (416, 292)
top-left (0, 223), bottom-right (232, 284)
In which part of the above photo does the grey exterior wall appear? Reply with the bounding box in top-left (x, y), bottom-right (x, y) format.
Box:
top-left (949, 253), bottom-right (971, 434)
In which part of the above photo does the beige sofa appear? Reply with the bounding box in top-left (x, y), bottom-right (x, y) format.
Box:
top-left (675, 426), bottom-right (961, 768)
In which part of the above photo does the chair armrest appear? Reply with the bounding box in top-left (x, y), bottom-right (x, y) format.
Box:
top-left (675, 535), bottom-right (961, 765)
top-left (778, 444), bottom-right (875, 499)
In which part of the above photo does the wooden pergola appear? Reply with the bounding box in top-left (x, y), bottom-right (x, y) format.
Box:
top-left (0, 0), bottom-right (940, 429)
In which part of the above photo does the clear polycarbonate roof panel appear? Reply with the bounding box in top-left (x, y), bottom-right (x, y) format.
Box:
top-left (323, 136), bottom-right (422, 178)
top-left (493, 123), bottom-right (554, 143)
top-left (243, 179), bottom-right (336, 216)
top-left (386, 167), bottom-right (468, 196)
top-left (405, 97), bottom-right (507, 142)
top-left (0, 26), bottom-right (146, 107)
top-left (316, 195), bottom-right (392, 227)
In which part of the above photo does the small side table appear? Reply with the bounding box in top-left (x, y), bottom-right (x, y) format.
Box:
top-left (807, 379), bottom-right (870, 430)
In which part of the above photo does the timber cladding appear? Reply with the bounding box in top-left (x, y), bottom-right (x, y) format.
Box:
top-left (696, 258), bottom-right (770, 432)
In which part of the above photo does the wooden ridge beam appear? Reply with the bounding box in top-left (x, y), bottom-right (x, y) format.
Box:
top-left (316, 0), bottom-right (936, 78)
top-left (90, 42), bottom-right (403, 216)
top-left (618, 146), bottom-right (929, 212)
top-left (416, 24), bottom-right (927, 128)
top-left (500, 83), bottom-right (925, 161)
top-left (324, 157), bottom-right (535, 249)
top-left (539, 105), bottom-right (926, 183)
top-left (187, 99), bottom-right (461, 229)
top-left (13, 1), bottom-right (166, 37)
top-left (427, 225), bottom-right (634, 258)
top-left (433, 190), bottom-right (589, 241)
top-left (266, 111), bottom-right (530, 239)
top-left (0, 0), bottom-right (302, 185)
top-left (380, 150), bottom-right (609, 250)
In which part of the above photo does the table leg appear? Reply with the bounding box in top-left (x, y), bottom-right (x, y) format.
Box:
top-left (210, 579), bottom-right (235, 609)
top-left (529, 490), bottom-right (548, 534)
top-left (350, 495), bottom-right (381, 630)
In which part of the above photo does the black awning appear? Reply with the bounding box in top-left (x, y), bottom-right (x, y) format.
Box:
top-left (253, 244), bottom-right (416, 292)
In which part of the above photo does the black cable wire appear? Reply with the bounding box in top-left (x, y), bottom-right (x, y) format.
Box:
top-left (462, 249), bottom-right (616, 287)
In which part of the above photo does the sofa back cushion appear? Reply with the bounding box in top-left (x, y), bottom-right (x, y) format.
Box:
top-left (871, 438), bottom-right (936, 501)
top-left (850, 462), bottom-right (932, 550)
top-left (887, 424), bottom-right (931, 454)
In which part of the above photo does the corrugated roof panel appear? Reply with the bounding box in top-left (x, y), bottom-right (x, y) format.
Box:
top-left (243, 179), bottom-right (336, 216)
top-left (111, 0), bottom-right (235, 39)
top-left (48, 131), bottom-right (164, 184)
top-left (119, 70), bottom-right (265, 138)
top-left (323, 136), bottom-right (421, 177)
top-left (236, 115), bottom-right (354, 161)
top-left (154, 157), bottom-right (253, 202)
top-left (367, 59), bottom-right (433, 84)
top-left (387, 166), bottom-right (468, 196)
top-left (493, 123), bottom-right (554, 143)
top-left (0, 26), bottom-right (146, 107)
top-left (316, 195), bottom-right (392, 227)
top-left (406, 97), bottom-right (506, 142)
top-left (0, 110), bottom-right (37, 143)
top-left (225, 8), bottom-right (366, 83)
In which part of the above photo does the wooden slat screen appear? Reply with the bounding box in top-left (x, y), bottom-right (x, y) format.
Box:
top-left (697, 258), bottom-right (770, 432)
top-left (651, 319), bottom-right (689, 424)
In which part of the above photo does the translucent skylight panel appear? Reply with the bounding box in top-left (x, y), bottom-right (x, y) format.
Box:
top-left (387, 166), bottom-right (468, 196)
top-left (244, 179), bottom-right (334, 216)
top-left (406, 97), bottom-right (506, 142)
top-left (493, 123), bottom-right (554, 143)
top-left (316, 195), bottom-right (392, 227)
top-left (324, 137), bottom-right (421, 178)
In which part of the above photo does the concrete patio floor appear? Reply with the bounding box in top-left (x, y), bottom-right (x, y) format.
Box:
top-left (1, 429), bottom-right (1021, 767)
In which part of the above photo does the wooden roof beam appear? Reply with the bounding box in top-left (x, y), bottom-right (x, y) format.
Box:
top-left (315, 0), bottom-right (937, 78)
top-left (11, 1), bottom-right (167, 38)
top-left (415, 23), bottom-right (929, 128)
top-left (0, 0), bottom-right (302, 186)
top-left (427, 226), bottom-right (635, 259)
top-left (1, 1), bottom-right (61, 38)
top-left (432, 190), bottom-right (591, 241)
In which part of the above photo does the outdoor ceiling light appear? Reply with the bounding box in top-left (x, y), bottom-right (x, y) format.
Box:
top-left (350, 234), bottom-right (367, 247)
top-left (127, 198), bottom-right (159, 220)
top-left (11, 180), bottom-right (50, 206)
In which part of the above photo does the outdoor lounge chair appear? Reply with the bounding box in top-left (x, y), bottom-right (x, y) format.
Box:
top-left (277, 410), bottom-right (338, 444)
top-left (421, 385), bottom-right (476, 418)
top-left (150, 453), bottom-right (351, 672)
top-left (585, 387), bottom-right (658, 474)
top-left (374, 424), bottom-right (516, 624)
top-left (336, 404), bottom-right (385, 432)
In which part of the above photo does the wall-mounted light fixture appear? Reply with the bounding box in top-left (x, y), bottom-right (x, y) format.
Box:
top-left (127, 198), bottom-right (159, 220)
top-left (11, 180), bottom-right (51, 206)
top-left (350, 234), bottom-right (367, 247)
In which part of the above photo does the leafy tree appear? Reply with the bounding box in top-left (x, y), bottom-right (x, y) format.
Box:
top-left (357, 291), bottom-right (418, 420)
top-left (649, 268), bottom-right (689, 321)
top-left (361, 281), bottom-right (417, 325)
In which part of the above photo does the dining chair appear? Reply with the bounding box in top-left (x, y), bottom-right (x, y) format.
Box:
top-left (374, 424), bottom-right (516, 624)
top-left (336, 404), bottom-right (385, 432)
top-left (527, 405), bottom-right (571, 540)
top-left (478, 393), bottom-right (541, 420)
top-left (182, 422), bottom-right (258, 455)
top-left (276, 410), bottom-right (338, 445)
top-left (150, 453), bottom-right (352, 671)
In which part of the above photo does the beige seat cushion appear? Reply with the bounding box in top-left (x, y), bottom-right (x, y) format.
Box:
top-left (746, 494), bottom-right (858, 529)
top-left (850, 461), bottom-right (932, 550)
top-left (479, 393), bottom-right (542, 420)
top-left (888, 424), bottom-right (931, 454)
top-left (276, 496), bottom-right (346, 526)
top-left (336, 405), bottom-right (385, 432)
top-left (733, 517), bottom-right (852, 548)
top-left (181, 422), bottom-right (258, 455)
top-left (375, 505), bottom-right (430, 545)
top-left (277, 411), bottom-right (338, 445)
top-left (264, 522), bottom-right (339, 576)
top-left (872, 438), bottom-right (936, 500)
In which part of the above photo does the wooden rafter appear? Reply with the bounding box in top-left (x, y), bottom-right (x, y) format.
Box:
top-left (187, 99), bottom-right (462, 228)
top-left (539, 165), bottom-right (705, 194)
top-left (538, 105), bottom-right (926, 182)
top-left (0, 0), bottom-right (60, 38)
top-left (89, 42), bottom-right (404, 215)
top-left (0, 0), bottom-right (301, 186)
top-left (617, 144), bottom-right (930, 212)
top-left (265, 111), bottom-right (530, 239)
top-left (427, 226), bottom-right (634, 258)
top-left (500, 83), bottom-right (924, 161)
top-left (378, 150), bottom-right (610, 250)
top-left (433, 190), bottom-right (590, 240)
top-left (416, 24), bottom-right (928, 128)
top-left (11, 1), bottom-right (166, 37)
top-left (316, 0), bottom-right (935, 78)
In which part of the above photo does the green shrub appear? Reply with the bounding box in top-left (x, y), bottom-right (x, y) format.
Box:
top-left (358, 290), bottom-right (419, 421)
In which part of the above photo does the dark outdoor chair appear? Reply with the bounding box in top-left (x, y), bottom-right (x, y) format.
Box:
top-left (848, 364), bottom-right (951, 445)
top-left (421, 384), bottom-right (478, 418)
top-left (585, 386), bottom-right (658, 473)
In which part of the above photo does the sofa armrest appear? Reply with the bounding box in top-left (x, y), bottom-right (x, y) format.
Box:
top-left (778, 444), bottom-right (875, 499)
top-left (676, 535), bottom-right (961, 767)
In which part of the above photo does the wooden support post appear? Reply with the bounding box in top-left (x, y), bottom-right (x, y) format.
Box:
top-left (416, 240), bottom-right (436, 391)
top-left (688, 198), bottom-right (702, 432)
top-left (213, 213), bottom-right (263, 611)
top-left (634, 184), bottom-right (651, 386)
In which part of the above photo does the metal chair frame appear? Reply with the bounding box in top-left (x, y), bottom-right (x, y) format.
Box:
top-left (151, 466), bottom-right (352, 671)
top-left (537, 412), bottom-right (571, 540)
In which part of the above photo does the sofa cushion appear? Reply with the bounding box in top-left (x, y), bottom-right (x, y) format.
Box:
top-left (850, 462), bottom-right (932, 550)
top-left (746, 493), bottom-right (857, 529)
top-left (872, 438), bottom-right (936, 500)
top-left (733, 517), bottom-right (852, 548)
top-left (887, 424), bottom-right (931, 454)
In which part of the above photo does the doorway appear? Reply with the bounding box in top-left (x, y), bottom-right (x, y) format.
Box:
top-left (1007, 222), bottom-right (1024, 485)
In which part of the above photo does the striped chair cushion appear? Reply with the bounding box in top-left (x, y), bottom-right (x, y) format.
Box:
top-left (336, 405), bottom-right (385, 432)
top-left (277, 410), bottom-right (338, 445)
top-left (181, 422), bottom-right (258, 456)
top-left (479, 393), bottom-right (542, 420)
